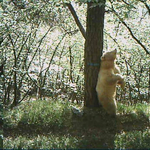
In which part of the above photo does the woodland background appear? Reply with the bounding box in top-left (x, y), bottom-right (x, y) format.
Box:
top-left (0, 0), bottom-right (150, 149)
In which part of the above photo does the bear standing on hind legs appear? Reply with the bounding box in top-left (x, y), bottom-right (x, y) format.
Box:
top-left (96, 50), bottom-right (125, 117)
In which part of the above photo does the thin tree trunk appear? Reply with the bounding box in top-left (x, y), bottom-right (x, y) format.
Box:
top-left (84, 1), bottom-right (105, 107)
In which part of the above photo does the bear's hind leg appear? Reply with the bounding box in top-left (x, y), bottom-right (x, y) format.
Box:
top-left (103, 100), bottom-right (117, 117)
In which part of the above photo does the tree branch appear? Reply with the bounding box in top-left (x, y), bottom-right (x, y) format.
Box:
top-left (139, 0), bottom-right (150, 15)
top-left (121, 0), bottom-right (136, 9)
top-left (109, 0), bottom-right (150, 55)
top-left (104, 30), bottom-right (122, 51)
top-left (66, 3), bottom-right (86, 39)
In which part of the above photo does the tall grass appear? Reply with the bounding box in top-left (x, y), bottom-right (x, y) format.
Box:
top-left (4, 100), bottom-right (150, 149)
top-left (4, 135), bottom-right (79, 149)
top-left (4, 99), bottom-right (71, 130)
top-left (115, 129), bottom-right (150, 149)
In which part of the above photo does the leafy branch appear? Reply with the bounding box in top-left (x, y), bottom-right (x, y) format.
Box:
top-left (109, 0), bottom-right (150, 55)
top-left (104, 30), bottom-right (122, 51)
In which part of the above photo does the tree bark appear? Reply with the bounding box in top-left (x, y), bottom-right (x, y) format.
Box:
top-left (84, 1), bottom-right (105, 107)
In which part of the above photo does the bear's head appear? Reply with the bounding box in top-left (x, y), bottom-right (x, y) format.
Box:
top-left (101, 49), bottom-right (117, 61)
top-left (100, 50), bottom-right (117, 69)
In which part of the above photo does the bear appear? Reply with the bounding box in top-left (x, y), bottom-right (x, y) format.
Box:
top-left (96, 49), bottom-right (125, 116)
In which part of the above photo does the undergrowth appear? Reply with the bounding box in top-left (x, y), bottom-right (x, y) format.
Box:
top-left (4, 100), bottom-right (71, 130)
top-left (3, 99), bottom-right (150, 149)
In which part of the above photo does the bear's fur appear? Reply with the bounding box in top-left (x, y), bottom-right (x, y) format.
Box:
top-left (96, 50), bottom-right (125, 116)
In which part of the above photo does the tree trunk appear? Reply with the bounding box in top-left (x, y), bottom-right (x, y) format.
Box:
top-left (84, 1), bottom-right (105, 107)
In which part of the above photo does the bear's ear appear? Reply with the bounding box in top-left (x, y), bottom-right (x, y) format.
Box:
top-left (101, 55), bottom-right (105, 60)
top-left (113, 49), bottom-right (117, 53)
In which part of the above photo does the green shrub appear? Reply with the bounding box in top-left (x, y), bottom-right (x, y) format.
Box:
top-left (4, 100), bottom-right (71, 129)
top-left (4, 135), bottom-right (78, 149)
top-left (115, 129), bottom-right (150, 149)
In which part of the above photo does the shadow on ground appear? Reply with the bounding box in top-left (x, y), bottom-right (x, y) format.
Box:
top-left (4, 107), bottom-right (150, 149)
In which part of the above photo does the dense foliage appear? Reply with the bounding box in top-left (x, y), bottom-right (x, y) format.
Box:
top-left (1, 0), bottom-right (150, 149)
top-left (1, 0), bottom-right (149, 107)
top-left (1, 0), bottom-right (85, 107)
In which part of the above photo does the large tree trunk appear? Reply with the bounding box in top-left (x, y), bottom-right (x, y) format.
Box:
top-left (84, 1), bottom-right (105, 107)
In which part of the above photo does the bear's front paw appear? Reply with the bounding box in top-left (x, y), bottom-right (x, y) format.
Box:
top-left (120, 80), bottom-right (125, 90)
top-left (117, 78), bottom-right (125, 90)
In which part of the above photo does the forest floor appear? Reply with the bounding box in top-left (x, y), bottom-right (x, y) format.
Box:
top-left (3, 99), bottom-right (150, 149)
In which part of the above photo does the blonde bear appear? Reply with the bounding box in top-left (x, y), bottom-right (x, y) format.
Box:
top-left (96, 50), bottom-right (125, 116)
